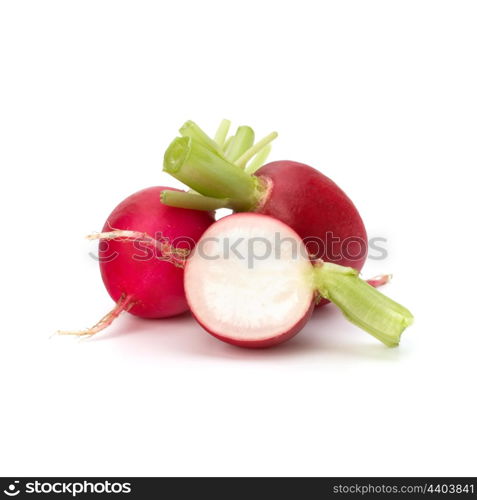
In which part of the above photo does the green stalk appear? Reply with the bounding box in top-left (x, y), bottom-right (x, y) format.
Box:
top-left (161, 190), bottom-right (232, 211)
top-left (214, 119), bottom-right (231, 148)
top-left (224, 126), bottom-right (255, 162)
top-left (244, 144), bottom-right (272, 174)
top-left (223, 136), bottom-right (233, 151)
top-left (163, 136), bottom-right (261, 211)
top-left (235, 131), bottom-right (278, 169)
top-left (179, 120), bottom-right (223, 157)
top-left (312, 261), bottom-right (413, 347)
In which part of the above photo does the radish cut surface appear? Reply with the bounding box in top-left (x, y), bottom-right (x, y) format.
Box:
top-left (185, 214), bottom-right (315, 345)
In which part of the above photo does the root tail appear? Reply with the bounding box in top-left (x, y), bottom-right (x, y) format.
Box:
top-left (56, 293), bottom-right (134, 337)
top-left (87, 229), bottom-right (188, 268)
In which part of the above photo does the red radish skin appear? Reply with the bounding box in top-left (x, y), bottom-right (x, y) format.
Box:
top-left (255, 161), bottom-right (368, 271)
top-left (195, 297), bottom-right (314, 349)
top-left (99, 186), bottom-right (214, 319)
top-left (194, 306), bottom-right (314, 349)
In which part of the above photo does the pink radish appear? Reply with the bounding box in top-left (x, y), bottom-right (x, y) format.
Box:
top-left (185, 213), bottom-right (412, 348)
top-left (161, 121), bottom-right (368, 274)
top-left (59, 186), bottom-right (214, 336)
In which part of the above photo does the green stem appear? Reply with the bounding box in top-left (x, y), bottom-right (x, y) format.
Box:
top-left (235, 131), bottom-right (278, 169)
top-left (179, 120), bottom-right (223, 157)
top-left (312, 261), bottom-right (413, 347)
top-left (244, 144), bottom-right (272, 174)
top-left (161, 190), bottom-right (232, 211)
top-left (223, 136), bottom-right (233, 151)
top-left (224, 126), bottom-right (255, 162)
top-left (214, 119), bottom-right (231, 148)
top-left (163, 136), bottom-right (260, 211)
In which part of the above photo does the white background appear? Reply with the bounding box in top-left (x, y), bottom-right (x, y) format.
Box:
top-left (0, 0), bottom-right (476, 477)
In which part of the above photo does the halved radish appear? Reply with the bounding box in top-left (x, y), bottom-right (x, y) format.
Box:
top-left (185, 213), bottom-right (315, 347)
top-left (185, 214), bottom-right (413, 348)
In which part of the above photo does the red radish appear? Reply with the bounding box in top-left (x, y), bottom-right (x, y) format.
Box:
top-left (59, 186), bottom-right (214, 336)
top-left (160, 121), bottom-right (368, 275)
top-left (254, 161), bottom-right (367, 270)
top-left (185, 213), bottom-right (413, 348)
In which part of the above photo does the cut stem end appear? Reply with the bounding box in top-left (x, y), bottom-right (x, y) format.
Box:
top-left (313, 261), bottom-right (413, 347)
top-left (163, 136), bottom-right (262, 211)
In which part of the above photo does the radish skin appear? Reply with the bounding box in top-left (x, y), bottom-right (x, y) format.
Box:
top-left (255, 161), bottom-right (367, 271)
top-left (98, 186), bottom-right (214, 318)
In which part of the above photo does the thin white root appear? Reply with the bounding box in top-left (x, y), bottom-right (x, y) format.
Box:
top-left (87, 229), bottom-right (189, 268)
top-left (56, 294), bottom-right (135, 337)
top-left (87, 230), bottom-right (142, 241)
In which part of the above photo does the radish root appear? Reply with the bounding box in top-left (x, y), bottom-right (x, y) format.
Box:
top-left (88, 229), bottom-right (189, 268)
top-left (57, 293), bottom-right (135, 337)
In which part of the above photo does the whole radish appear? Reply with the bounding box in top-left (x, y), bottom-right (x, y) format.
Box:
top-left (185, 213), bottom-right (412, 348)
top-left (59, 186), bottom-right (214, 335)
top-left (160, 121), bottom-right (368, 273)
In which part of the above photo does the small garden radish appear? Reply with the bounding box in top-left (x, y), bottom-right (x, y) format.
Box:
top-left (59, 186), bottom-right (214, 336)
top-left (185, 214), bottom-right (413, 348)
top-left (161, 120), bottom-right (368, 272)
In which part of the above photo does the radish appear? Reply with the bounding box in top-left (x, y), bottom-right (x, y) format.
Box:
top-left (160, 121), bottom-right (368, 272)
top-left (59, 186), bottom-right (214, 336)
top-left (185, 213), bottom-right (413, 348)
